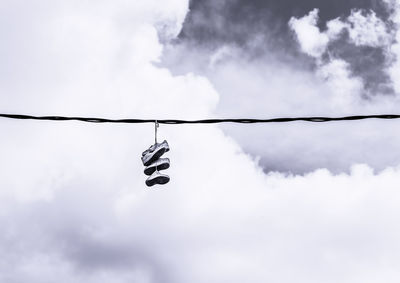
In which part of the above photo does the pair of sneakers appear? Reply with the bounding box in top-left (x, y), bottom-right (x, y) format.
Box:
top-left (141, 140), bottom-right (170, 187)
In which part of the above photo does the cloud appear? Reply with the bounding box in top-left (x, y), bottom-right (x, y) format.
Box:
top-left (347, 9), bottom-right (391, 47)
top-left (317, 58), bottom-right (363, 108)
top-left (289, 9), bottom-right (331, 58)
top-left (383, 0), bottom-right (400, 94)
top-left (163, 1), bottom-right (400, 174)
top-left (289, 6), bottom-right (394, 96)
top-left (289, 8), bottom-right (392, 55)
top-left (289, 9), bottom-right (368, 108)
top-left (1, 1), bottom-right (400, 283)
top-left (288, 8), bottom-right (393, 104)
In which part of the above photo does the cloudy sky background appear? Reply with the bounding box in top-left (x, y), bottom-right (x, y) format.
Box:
top-left (1, 0), bottom-right (400, 282)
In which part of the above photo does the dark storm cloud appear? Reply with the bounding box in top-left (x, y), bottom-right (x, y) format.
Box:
top-left (180, 0), bottom-right (386, 52)
top-left (160, 0), bottom-right (400, 174)
top-left (326, 38), bottom-right (394, 96)
top-left (174, 0), bottom-right (394, 97)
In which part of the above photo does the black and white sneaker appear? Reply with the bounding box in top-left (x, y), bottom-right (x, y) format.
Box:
top-left (141, 140), bottom-right (170, 166)
top-left (142, 144), bottom-right (156, 156)
top-left (144, 158), bottom-right (170, 176)
top-left (145, 171), bottom-right (170, 187)
top-left (142, 140), bottom-right (170, 157)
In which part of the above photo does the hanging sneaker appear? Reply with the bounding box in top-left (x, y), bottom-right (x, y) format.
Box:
top-left (144, 158), bottom-right (170, 176)
top-left (141, 140), bottom-right (170, 156)
top-left (145, 171), bottom-right (170, 187)
top-left (141, 140), bottom-right (170, 166)
top-left (142, 143), bottom-right (159, 156)
top-left (142, 144), bottom-right (156, 156)
top-left (142, 140), bottom-right (170, 157)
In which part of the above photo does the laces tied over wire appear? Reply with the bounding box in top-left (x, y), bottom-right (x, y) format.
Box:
top-left (155, 120), bottom-right (159, 144)
top-left (154, 120), bottom-right (161, 172)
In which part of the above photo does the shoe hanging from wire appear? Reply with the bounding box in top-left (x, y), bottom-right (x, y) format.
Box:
top-left (141, 120), bottom-right (170, 187)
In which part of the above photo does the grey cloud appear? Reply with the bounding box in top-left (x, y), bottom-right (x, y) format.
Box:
top-left (162, 0), bottom-right (400, 174)
top-left (0, 182), bottom-right (175, 283)
top-left (326, 38), bottom-right (394, 96)
top-left (180, 0), bottom-right (386, 53)
top-left (174, 0), bottom-right (394, 94)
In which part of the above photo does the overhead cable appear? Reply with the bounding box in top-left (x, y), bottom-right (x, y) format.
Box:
top-left (0, 113), bottom-right (400, 124)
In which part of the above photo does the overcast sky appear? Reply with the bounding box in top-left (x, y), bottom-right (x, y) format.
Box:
top-left (1, 0), bottom-right (400, 282)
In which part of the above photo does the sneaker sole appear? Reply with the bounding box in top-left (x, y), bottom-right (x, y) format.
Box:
top-left (144, 161), bottom-right (170, 176)
top-left (146, 176), bottom-right (170, 187)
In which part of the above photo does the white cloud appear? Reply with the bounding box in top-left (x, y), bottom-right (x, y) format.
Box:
top-left (383, 0), bottom-right (400, 94)
top-left (347, 9), bottom-right (391, 47)
top-left (289, 8), bottom-right (391, 56)
top-left (290, 5), bottom-right (400, 97)
top-left (289, 9), bottom-right (330, 58)
top-left (289, 9), bottom-right (364, 107)
top-left (317, 59), bottom-right (363, 109)
top-left (326, 18), bottom-right (347, 40)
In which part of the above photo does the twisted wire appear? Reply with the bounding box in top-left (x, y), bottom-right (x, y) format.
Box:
top-left (0, 113), bottom-right (400, 124)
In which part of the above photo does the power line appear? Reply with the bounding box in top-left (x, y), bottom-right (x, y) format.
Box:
top-left (0, 113), bottom-right (400, 124)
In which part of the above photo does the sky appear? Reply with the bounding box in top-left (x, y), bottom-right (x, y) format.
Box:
top-left (1, 0), bottom-right (400, 282)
